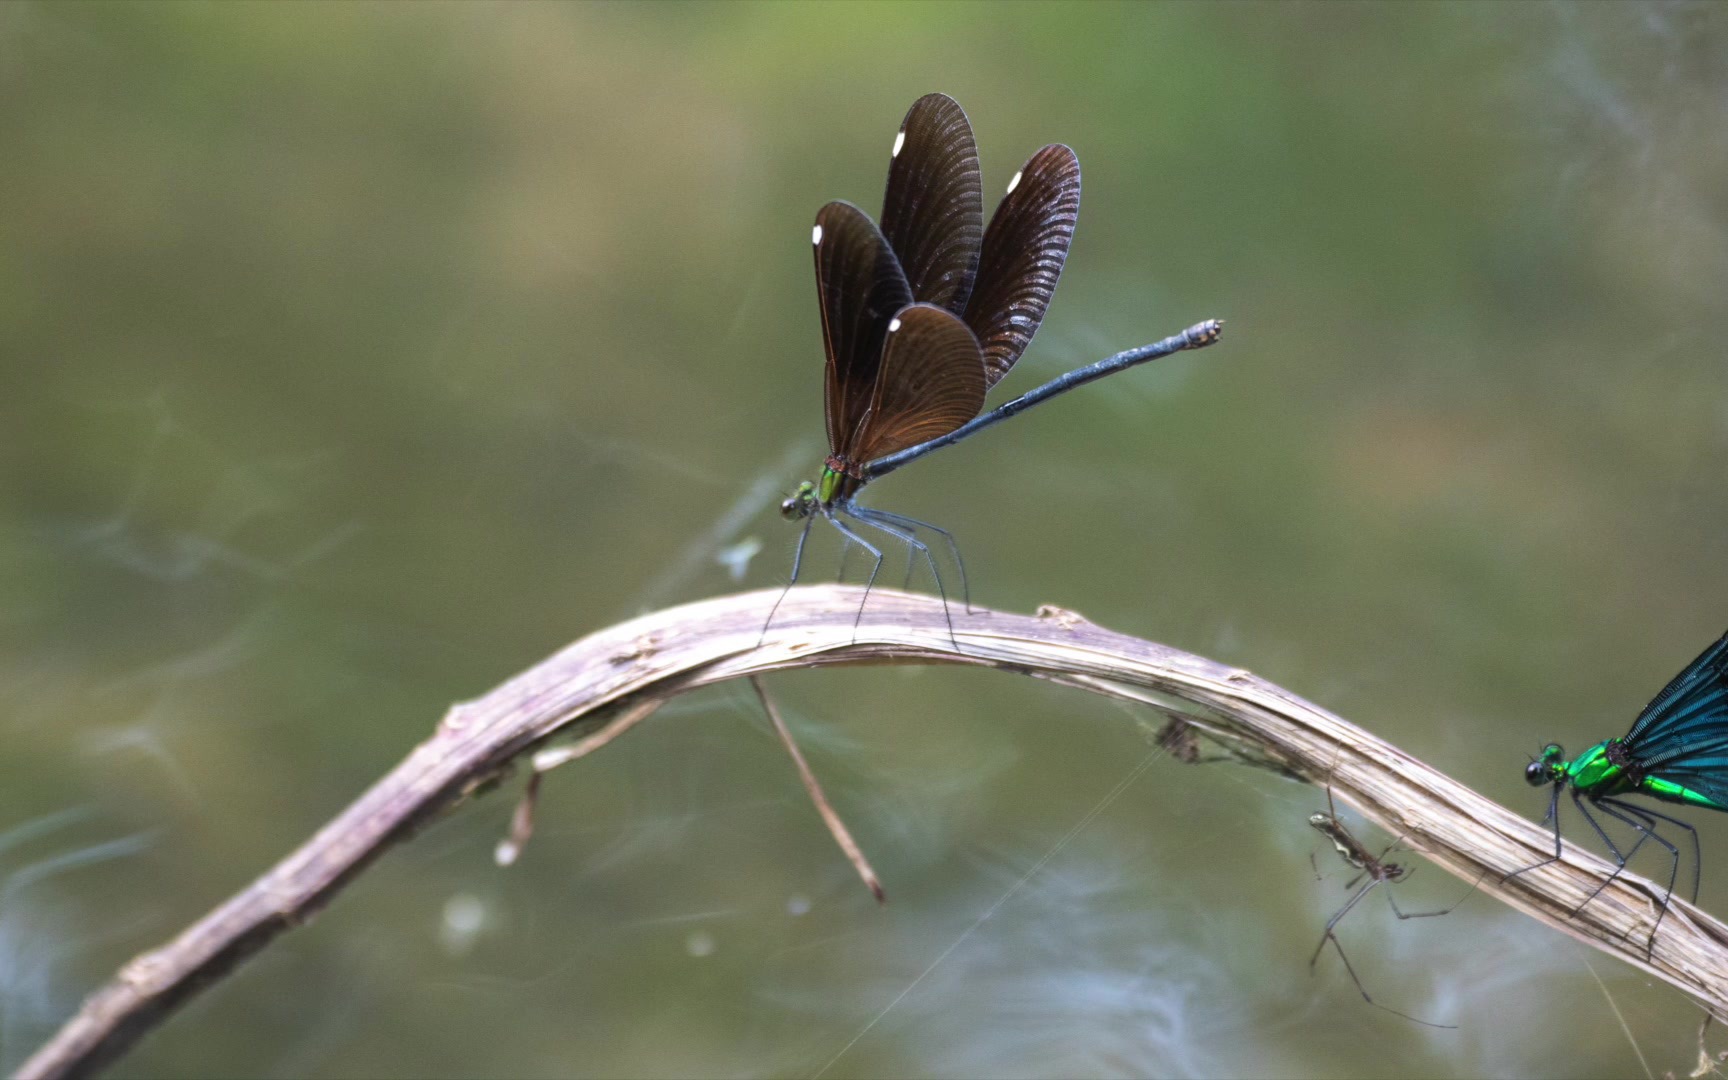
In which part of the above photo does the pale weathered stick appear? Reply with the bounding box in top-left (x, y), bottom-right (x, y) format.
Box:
top-left (19, 586), bottom-right (1728, 1079)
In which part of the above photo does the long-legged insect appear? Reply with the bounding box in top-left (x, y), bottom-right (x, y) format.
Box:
top-left (1308, 784), bottom-right (1478, 1029)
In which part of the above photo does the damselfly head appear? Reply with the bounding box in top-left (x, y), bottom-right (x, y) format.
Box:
top-left (781, 481), bottom-right (818, 521)
top-left (1524, 743), bottom-right (1565, 786)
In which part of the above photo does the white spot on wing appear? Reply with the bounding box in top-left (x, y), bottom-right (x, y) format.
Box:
top-left (812, 224), bottom-right (823, 245)
top-left (888, 317), bottom-right (902, 332)
top-left (1006, 171), bottom-right (1022, 195)
top-left (892, 130), bottom-right (906, 158)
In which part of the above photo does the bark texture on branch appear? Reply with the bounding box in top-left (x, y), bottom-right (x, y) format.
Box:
top-left (19, 586), bottom-right (1728, 1078)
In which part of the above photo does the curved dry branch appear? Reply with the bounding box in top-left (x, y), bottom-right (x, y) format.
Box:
top-left (19, 586), bottom-right (1728, 1078)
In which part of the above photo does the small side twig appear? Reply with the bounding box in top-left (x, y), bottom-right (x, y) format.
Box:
top-left (19, 585), bottom-right (1728, 1079)
top-left (749, 675), bottom-right (883, 902)
top-left (494, 697), bottom-right (664, 866)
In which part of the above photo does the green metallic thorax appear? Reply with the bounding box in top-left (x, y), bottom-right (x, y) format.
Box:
top-left (1561, 739), bottom-right (1728, 811)
top-left (1561, 740), bottom-right (1628, 796)
top-left (817, 466), bottom-right (843, 506)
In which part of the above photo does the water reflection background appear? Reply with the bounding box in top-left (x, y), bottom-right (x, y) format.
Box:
top-left (4, 3), bottom-right (1728, 1077)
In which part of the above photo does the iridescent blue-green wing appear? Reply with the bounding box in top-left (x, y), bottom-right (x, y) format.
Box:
top-left (1623, 629), bottom-right (1728, 750)
top-left (1629, 720), bottom-right (1728, 784)
top-left (1638, 737), bottom-right (1728, 810)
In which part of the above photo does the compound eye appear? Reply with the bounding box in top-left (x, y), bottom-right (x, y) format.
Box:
top-left (779, 496), bottom-right (802, 520)
top-left (1524, 760), bottom-right (1549, 786)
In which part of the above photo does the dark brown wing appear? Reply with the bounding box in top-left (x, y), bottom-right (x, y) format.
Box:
top-left (849, 303), bottom-right (987, 464)
top-left (879, 93), bottom-right (983, 316)
top-left (814, 201), bottom-right (913, 455)
top-left (964, 144), bottom-right (1081, 389)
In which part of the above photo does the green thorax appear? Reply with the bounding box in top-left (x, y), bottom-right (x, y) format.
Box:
top-left (1562, 740), bottom-right (1635, 797)
top-left (818, 466), bottom-right (844, 505)
top-left (1562, 739), bottom-right (1727, 811)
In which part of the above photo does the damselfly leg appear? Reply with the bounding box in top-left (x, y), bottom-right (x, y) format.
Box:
top-left (761, 514), bottom-right (817, 646)
top-left (842, 504), bottom-right (960, 649)
top-left (1589, 796), bottom-right (1698, 954)
top-left (823, 511), bottom-right (887, 639)
top-left (847, 504), bottom-right (971, 612)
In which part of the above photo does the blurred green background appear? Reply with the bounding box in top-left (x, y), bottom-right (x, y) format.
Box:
top-left (4, 2), bottom-right (1728, 1076)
